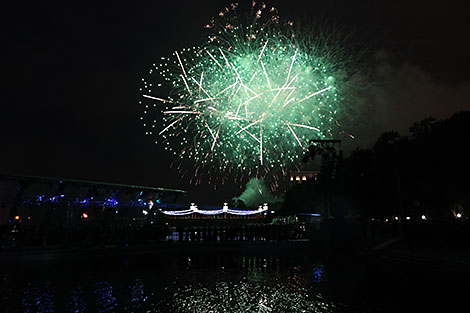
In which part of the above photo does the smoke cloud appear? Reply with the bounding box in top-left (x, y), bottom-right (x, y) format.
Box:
top-left (345, 51), bottom-right (470, 150)
top-left (232, 178), bottom-right (282, 208)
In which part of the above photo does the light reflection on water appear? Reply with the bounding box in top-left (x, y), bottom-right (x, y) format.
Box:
top-left (1, 254), bottom-right (396, 312)
top-left (150, 280), bottom-right (338, 313)
top-left (94, 281), bottom-right (117, 313)
top-left (21, 281), bottom-right (54, 313)
top-left (68, 287), bottom-right (86, 313)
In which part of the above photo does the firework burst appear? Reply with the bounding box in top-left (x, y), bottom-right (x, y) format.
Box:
top-left (140, 2), bottom-right (360, 188)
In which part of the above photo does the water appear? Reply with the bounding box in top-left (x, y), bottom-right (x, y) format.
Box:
top-left (0, 246), bottom-right (464, 312)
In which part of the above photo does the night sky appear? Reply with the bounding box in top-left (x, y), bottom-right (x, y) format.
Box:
top-left (1, 0), bottom-right (468, 205)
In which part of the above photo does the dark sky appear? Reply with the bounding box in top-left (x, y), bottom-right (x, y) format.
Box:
top-left (1, 0), bottom-right (468, 205)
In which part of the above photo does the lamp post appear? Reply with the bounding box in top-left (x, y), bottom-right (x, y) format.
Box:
top-left (388, 136), bottom-right (405, 221)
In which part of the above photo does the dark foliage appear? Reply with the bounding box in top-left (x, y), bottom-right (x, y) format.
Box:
top-left (282, 111), bottom-right (470, 218)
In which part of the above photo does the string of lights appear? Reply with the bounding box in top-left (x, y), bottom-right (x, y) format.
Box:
top-left (160, 203), bottom-right (269, 216)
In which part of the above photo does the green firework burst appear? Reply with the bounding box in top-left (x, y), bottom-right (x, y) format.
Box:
top-left (140, 3), bottom-right (357, 185)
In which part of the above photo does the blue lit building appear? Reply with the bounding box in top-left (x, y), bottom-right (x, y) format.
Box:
top-left (0, 175), bottom-right (186, 227)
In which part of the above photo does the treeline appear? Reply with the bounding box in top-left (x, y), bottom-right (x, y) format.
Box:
top-left (282, 111), bottom-right (470, 219)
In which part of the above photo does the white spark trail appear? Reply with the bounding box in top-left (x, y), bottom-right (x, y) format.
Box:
top-left (226, 115), bottom-right (252, 121)
top-left (163, 110), bottom-right (200, 114)
top-left (234, 122), bottom-right (261, 143)
top-left (247, 40), bottom-right (269, 86)
top-left (159, 117), bottom-right (183, 135)
top-left (260, 127), bottom-right (263, 165)
top-left (281, 88), bottom-right (297, 108)
top-left (271, 87), bottom-right (296, 92)
top-left (205, 122), bottom-right (216, 140)
top-left (191, 77), bottom-right (216, 104)
top-left (175, 51), bottom-right (188, 78)
top-left (235, 119), bottom-right (261, 135)
top-left (235, 93), bottom-right (262, 116)
top-left (282, 97), bottom-right (296, 108)
top-left (248, 70), bottom-right (258, 86)
top-left (180, 74), bottom-right (193, 96)
top-left (287, 123), bottom-right (320, 131)
top-left (231, 63), bottom-right (258, 96)
top-left (198, 72), bottom-right (204, 97)
top-left (215, 81), bottom-right (239, 96)
top-left (297, 86), bottom-right (332, 104)
top-left (231, 82), bottom-right (243, 99)
top-left (257, 40), bottom-right (269, 63)
top-left (285, 49), bottom-right (298, 84)
top-left (211, 127), bottom-right (220, 151)
top-left (270, 74), bottom-right (298, 106)
top-left (218, 48), bottom-right (232, 71)
top-left (206, 50), bottom-right (224, 70)
top-left (142, 95), bottom-right (179, 104)
top-left (287, 124), bottom-right (303, 148)
top-left (260, 61), bottom-right (272, 90)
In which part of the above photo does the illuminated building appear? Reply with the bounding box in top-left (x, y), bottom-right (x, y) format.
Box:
top-left (289, 170), bottom-right (319, 184)
top-left (0, 175), bottom-right (186, 226)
